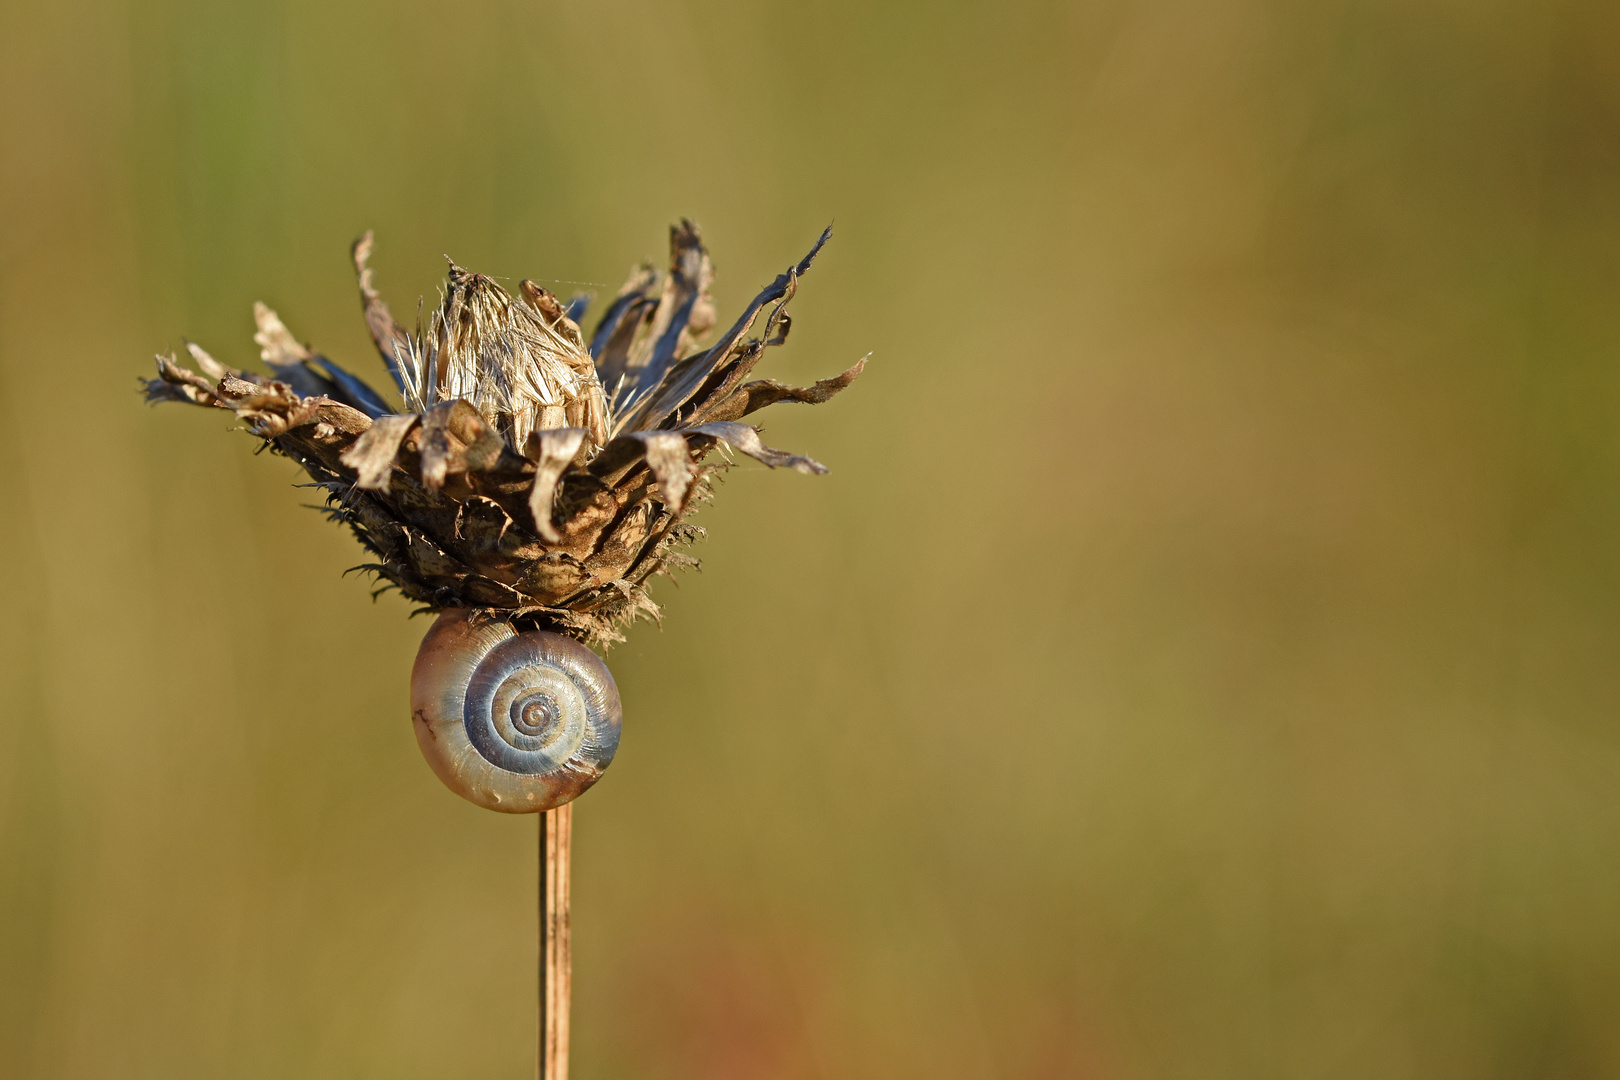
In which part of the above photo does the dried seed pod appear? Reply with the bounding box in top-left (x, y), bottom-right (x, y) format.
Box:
top-left (411, 609), bottom-right (622, 812)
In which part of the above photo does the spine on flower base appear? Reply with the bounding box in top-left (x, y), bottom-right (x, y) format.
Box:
top-left (540, 804), bottom-right (572, 1080)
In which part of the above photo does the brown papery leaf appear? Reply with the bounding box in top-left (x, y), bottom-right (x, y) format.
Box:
top-left (525, 427), bottom-right (587, 542)
top-left (626, 430), bottom-right (696, 512)
top-left (733, 355), bottom-right (869, 419)
top-left (342, 413), bottom-right (420, 490)
top-left (418, 400), bottom-right (505, 490)
top-left (686, 421), bottom-right (827, 474)
top-left (613, 225), bottom-right (831, 436)
top-left (351, 231), bottom-right (412, 383)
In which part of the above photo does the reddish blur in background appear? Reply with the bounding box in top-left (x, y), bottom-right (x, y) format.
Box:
top-left (4, 2), bottom-right (1620, 1078)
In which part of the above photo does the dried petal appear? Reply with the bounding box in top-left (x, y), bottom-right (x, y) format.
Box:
top-left (144, 354), bottom-right (219, 405)
top-left (711, 355), bottom-right (869, 423)
top-left (636, 430), bottom-right (696, 511)
top-left (252, 301), bottom-right (391, 417)
top-left (685, 421), bottom-right (827, 474)
top-left (525, 427), bottom-right (588, 542)
top-left (306, 357), bottom-right (392, 418)
top-left (351, 231), bottom-right (412, 394)
top-left (619, 220), bottom-right (715, 406)
top-left (614, 225), bottom-right (831, 435)
top-left (419, 399), bottom-right (505, 490)
top-left (589, 431), bottom-right (696, 512)
top-left (254, 302), bottom-right (315, 366)
top-left (184, 340), bottom-right (232, 382)
top-left (341, 413), bottom-right (421, 490)
top-left (591, 263), bottom-right (659, 380)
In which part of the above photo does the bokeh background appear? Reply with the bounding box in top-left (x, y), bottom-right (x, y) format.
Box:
top-left (3, 1), bottom-right (1620, 1077)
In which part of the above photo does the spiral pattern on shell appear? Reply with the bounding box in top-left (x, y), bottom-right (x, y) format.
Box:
top-left (411, 610), bottom-right (622, 813)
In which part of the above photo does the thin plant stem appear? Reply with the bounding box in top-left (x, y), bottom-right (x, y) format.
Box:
top-left (540, 804), bottom-right (572, 1080)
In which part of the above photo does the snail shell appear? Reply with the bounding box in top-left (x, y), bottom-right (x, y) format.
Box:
top-left (411, 610), bottom-right (622, 813)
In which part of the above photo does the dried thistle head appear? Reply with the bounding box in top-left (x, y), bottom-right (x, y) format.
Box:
top-left (398, 263), bottom-right (610, 448)
top-left (143, 222), bottom-right (863, 646)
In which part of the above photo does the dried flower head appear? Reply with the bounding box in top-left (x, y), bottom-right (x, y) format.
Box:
top-left (144, 222), bottom-right (863, 645)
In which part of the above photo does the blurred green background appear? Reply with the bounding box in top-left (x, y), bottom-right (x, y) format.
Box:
top-left (4, 1), bottom-right (1620, 1077)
